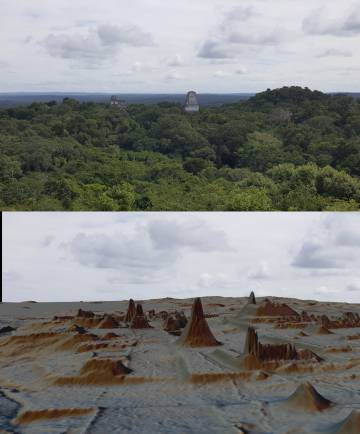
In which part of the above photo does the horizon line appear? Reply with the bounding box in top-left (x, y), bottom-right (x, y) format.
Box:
top-left (1, 90), bottom-right (360, 95)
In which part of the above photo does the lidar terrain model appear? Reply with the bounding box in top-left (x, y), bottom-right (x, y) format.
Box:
top-left (0, 294), bottom-right (360, 433)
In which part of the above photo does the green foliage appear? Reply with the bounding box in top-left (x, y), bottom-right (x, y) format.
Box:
top-left (227, 188), bottom-right (273, 211)
top-left (0, 86), bottom-right (359, 211)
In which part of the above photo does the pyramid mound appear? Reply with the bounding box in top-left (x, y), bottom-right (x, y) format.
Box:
top-left (245, 326), bottom-right (297, 361)
top-left (317, 326), bottom-right (334, 335)
top-left (80, 358), bottom-right (132, 376)
top-left (332, 410), bottom-right (360, 434)
top-left (68, 324), bottom-right (87, 334)
top-left (163, 316), bottom-right (181, 334)
top-left (125, 299), bottom-right (136, 322)
top-left (235, 299), bottom-right (299, 323)
top-left (249, 291), bottom-right (256, 304)
top-left (256, 300), bottom-right (299, 317)
top-left (163, 311), bottom-right (187, 333)
top-left (298, 331), bottom-right (309, 337)
top-left (76, 309), bottom-right (95, 318)
top-left (244, 327), bottom-right (322, 364)
top-left (285, 382), bottom-right (332, 412)
top-left (101, 332), bottom-right (119, 340)
top-left (177, 298), bottom-right (221, 347)
top-left (130, 304), bottom-right (152, 329)
top-left (0, 326), bottom-right (16, 334)
top-left (16, 407), bottom-right (96, 424)
top-left (97, 315), bottom-right (119, 329)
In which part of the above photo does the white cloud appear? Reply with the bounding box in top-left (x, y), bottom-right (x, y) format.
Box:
top-left (1, 0), bottom-right (360, 92)
top-left (292, 214), bottom-right (360, 270)
top-left (213, 70), bottom-right (230, 78)
top-left (147, 219), bottom-right (231, 252)
top-left (236, 66), bottom-right (248, 75)
top-left (197, 272), bottom-right (239, 291)
top-left (165, 72), bottom-right (184, 81)
top-left (2, 213), bottom-right (360, 303)
top-left (247, 262), bottom-right (271, 280)
top-left (314, 285), bottom-right (338, 295)
top-left (41, 24), bottom-right (154, 65)
top-left (2, 271), bottom-right (21, 283)
top-left (317, 48), bottom-right (352, 58)
top-left (198, 40), bottom-right (234, 59)
top-left (303, 6), bottom-right (360, 37)
top-left (167, 54), bottom-right (185, 67)
top-left (223, 6), bottom-right (258, 23)
top-left (347, 282), bottom-right (360, 292)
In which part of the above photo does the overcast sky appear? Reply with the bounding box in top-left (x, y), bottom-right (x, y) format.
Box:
top-left (1, 0), bottom-right (360, 93)
top-left (2, 212), bottom-right (360, 303)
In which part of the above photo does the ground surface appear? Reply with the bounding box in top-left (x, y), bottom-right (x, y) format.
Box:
top-left (0, 296), bottom-right (359, 434)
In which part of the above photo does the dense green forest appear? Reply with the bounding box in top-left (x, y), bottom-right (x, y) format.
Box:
top-left (1, 86), bottom-right (360, 211)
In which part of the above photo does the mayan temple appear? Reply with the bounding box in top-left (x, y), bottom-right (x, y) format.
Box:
top-left (184, 91), bottom-right (200, 113)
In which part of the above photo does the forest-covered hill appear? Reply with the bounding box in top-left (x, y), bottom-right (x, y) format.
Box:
top-left (1, 86), bottom-right (360, 211)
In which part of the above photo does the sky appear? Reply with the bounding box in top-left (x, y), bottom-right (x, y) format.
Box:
top-left (2, 212), bottom-right (360, 303)
top-left (0, 0), bottom-right (360, 93)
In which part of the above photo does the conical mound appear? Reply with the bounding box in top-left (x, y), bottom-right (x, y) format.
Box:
top-left (68, 324), bottom-right (87, 334)
top-left (332, 410), bottom-right (360, 434)
top-left (76, 309), bottom-right (95, 318)
top-left (285, 382), bottom-right (332, 412)
top-left (177, 298), bottom-right (221, 347)
top-left (244, 326), bottom-right (259, 355)
top-left (130, 303), bottom-right (152, 329)
top-left (249, 291), bottom-right (256, 304)
top-left (124, 299), bottom-right (136, 322)
top-left (317, 326), bottom-right (334, 335)
top-left (298, 331), bottom-right (309, 337)
top-left (97, 315), bottom-right (119, 329)
top-left (256, 300), bottom-right (299, 317)
top-left (136, 303), bottom-right (144, 316)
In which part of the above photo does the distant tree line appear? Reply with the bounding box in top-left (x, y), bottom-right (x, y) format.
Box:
top-left (1, 86), bottom-right (360, 211)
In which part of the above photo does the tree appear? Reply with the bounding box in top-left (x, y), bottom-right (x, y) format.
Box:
top-left (237, 132), bottom-right (284, 172)
top-left (107, 182), bottom-right (136, 210)
top-left (316, 166), bottom-right (360, 200)
top-left (0, 155), bottom-right (22, 181)
top-left (44, 178), bottom-right (80, 209)
top-left (226, 188), bottom-right (273, 211)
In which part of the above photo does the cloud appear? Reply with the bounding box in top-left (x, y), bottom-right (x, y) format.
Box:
top-left (42, 24), bottom-right (154, 64)
top-left (66, 231), bottom-right (177, 270)
top-left (303, 7), bottom-right (360, 37)
top-left (197, 272), bottom-right (238, 290)
top-left (107, 272), bottom-right (168, 285)
top-left (247, 262), bottom-right (270, 280)
top-left (41, 235), bottom-right (55, 247)
top-left (198, 40), bottom-right (233, 59)
top-left (23, 9), bottom-right (41, 19)
top-left (148, 219), bottom-right (231, 252)
top-left (236, 66), bottom-right (248, 75)
top-left (164, 72), bottom-right (184, 80)
top-left (334, 229), bottom-right (360, 246)
top-left (0, 60), bottom-right (10, 69)
top-left (2, 271), bottom-right (21, 283)
top-left (24, 36), bottom-right (33, 44)
top-left (346, 283), bottom-right (360, 292)
top-left (292, 215), bottom-right (360, 271)
top-left (97, 24), bottom-right (154, 47)
top-left (292, 241), bottom-right (340, 269)
top-left (65, 218), bottom-right (230, 275)
top-left (197, 6), bottom-right (289, 61)
top-left (213, 70), bottom-right (230, 78)
top-left (223, 6), bottom-right (258, 23)
top-left (167, 54), bottom-right (185, 67)
top-left (227, 31), bottom-right (285, 46)
top-left (317, 48), bottom-right (352, 58)
top-left (314, 286), bottom-right (338, 295)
